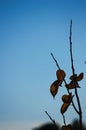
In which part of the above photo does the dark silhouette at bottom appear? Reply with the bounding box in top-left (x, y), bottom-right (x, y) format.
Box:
top-left (32, 119), bottom-right (86, 130)
top-left (32, 122), bottom-right (60, 130)
top-left (72, 119), bottom-right (86, 130)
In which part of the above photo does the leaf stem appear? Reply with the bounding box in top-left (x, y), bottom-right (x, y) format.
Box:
top-left (62, 114), bottom-right (66, 126)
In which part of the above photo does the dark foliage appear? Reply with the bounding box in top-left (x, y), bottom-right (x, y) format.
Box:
top-left (32, 122), bottom-right (60, 130)
top-left (32, 119), bottom-right (86, 130)
top-left (72, 119), bottom-right (86, 130)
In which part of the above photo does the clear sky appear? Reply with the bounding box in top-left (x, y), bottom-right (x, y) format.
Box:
top-left (0, 0), bottom-right (86, 130)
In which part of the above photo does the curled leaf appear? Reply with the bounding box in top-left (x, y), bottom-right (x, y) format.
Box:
top-left (70, 73), bottom-right (84, 81)
top-left (66, 80), bottom-right (80, 89)
top-left (56, 69), bottom-right (66, 81)
top-left (50, 80), bottom-right (60, 98)
top-left (61, 103), bottom-right (70, 114)
top-left (70, 74), bottom-right (77, 80)
top-left (62, 125), bottom-right (67, 130)
top-left (77, 73), bottom-right (84, 81)
top-left (62, 93), bottom-right (72, 103)
top-left (62, 124), bottom-right (72, 130)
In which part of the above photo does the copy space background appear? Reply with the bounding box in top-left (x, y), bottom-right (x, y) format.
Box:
top-left (0, 0), bottom-right (86, 130)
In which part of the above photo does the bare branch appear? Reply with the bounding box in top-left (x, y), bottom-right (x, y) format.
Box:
top-left (45, 111), bottom-right (58, 130)
top-left (69, 19), bottom-right (83, 130)
top-left (51, 53), bottom-right (60, 69)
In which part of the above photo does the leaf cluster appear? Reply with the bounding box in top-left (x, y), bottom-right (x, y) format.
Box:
top-left (46, 20), bottom-right (84, 130)
top-left (50, 68), bottom-right (84, 129)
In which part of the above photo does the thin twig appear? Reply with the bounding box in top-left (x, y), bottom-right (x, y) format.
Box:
top-left (51, 53), bottom-right (60, 69)
top-left (69, 19), bottom-right (83, 130)
top-left (51, 53), bottom-right (66, 85)
top-left (45, 111), bottom-right (58, 130)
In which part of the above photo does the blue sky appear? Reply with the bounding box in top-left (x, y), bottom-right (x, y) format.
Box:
top-left (0, 0), bottom-right (86, 129)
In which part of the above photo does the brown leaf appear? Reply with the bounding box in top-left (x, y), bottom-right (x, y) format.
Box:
top-left (77, 73), bottom-right (84, 81)
top-left (62, 125), bottom-right (67, 130)
top-left (61, 103), bottom-right (70, 114)
top-left (56, 69), bottom-right (66, 81)
top-left (70, 74), bottom-right (77, 80)
top-left (50, 80), bottom-right (60, 98)
top-left (62, 93), bottom-right (72, 103)
top-left (70, 73), bottom-right (84, 82)
top-left (62, 124), bottom-right (72, 130)
top-left (66, 80), bottom-right (80, 89)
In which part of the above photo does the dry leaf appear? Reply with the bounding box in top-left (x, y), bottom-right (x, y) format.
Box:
top-left (77, 73), bottom-right (84, 81)
top-left (61, 103), bottom-right (70, 114)
top-left (56, 69), bottom-right (66, 81)
top-left (66, 80), bottom-right (80, 89)
top-left (70, 74), bottom-right (77, 80)
top-left (62, 93), bottom-right (72, 103)
top-left (50, 80), bottom-right (60, 98)
top-left (70, 73), bottom-right (84, 81)
top-left (62, 124), bottom-right (72, 130)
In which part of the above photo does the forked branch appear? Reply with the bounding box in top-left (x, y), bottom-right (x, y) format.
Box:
top-left (51, 52), bottom-right (79, 114)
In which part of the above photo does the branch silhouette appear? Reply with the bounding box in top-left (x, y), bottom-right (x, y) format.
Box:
top-left (69, 20), bottom-right (83, 130)
top-left (46, 20), bottom-right (84, 130)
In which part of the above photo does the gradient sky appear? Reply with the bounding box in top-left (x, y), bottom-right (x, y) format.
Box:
top-left (0, 0), bottom-right (86, 129)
